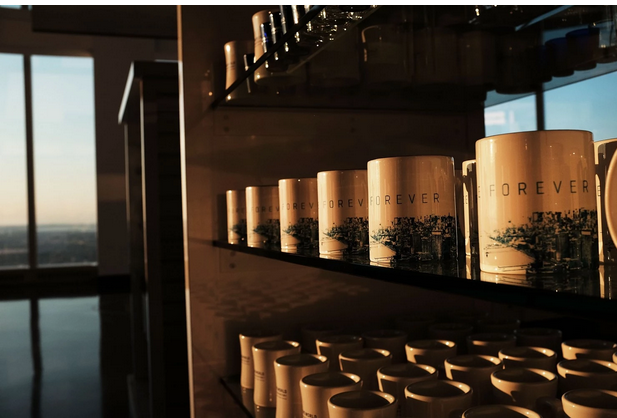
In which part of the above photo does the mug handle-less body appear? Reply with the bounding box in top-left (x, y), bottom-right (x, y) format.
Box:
top-left (606, 155), bottom-right (617, 248)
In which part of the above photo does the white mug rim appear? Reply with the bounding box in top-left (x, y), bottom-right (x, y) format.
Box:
top-left (367, 155), bottom-right (455, 164)
top-left (557, 359), bottom-right (617, 376)
top-left (300, 371), bottom-right (361, 388)
top-left (446, 354), bottom-right (502, 370)
top-left (328, 390), bottom-right (396, 410)
top-left (498, 346), bottom-right (556, 361)
top-left (492, 367), bottom-right (557, 384)
top-left (405, 379), bottom-right (472, 401)
top-left (476, 129), bottom-right (593, 144)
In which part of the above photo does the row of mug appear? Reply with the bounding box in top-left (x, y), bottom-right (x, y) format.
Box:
top-left (226, 7), bottom-right (617, 96)
top-left (226, 130), bottom-right (617, 275)
top-left (239, 329), bottom-right (617, 418)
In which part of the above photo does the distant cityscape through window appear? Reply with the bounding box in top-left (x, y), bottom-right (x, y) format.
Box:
top-left (0, 53), bottom-right (97, 269)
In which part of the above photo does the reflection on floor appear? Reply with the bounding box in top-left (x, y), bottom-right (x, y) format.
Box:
top-left (0, 292), bottom-right (132, 418)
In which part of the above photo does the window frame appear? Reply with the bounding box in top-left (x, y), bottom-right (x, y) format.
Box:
top-left (0, 51), bottom-right (98, 279)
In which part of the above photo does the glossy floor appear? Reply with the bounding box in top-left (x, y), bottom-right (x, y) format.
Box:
top-left (0, 293), bottom-right (132, 418)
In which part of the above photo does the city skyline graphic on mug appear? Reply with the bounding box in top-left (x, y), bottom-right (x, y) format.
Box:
top-left (371, 215), bottom-right (457, 262)
top-left (253, 219), bottom-right (281, 248)
top-left (283, 217), bottom-right (319, 249)
top-left (230, 220), bottom-right (247, 241)
top-left (323, 217), bottom-right (369, 254)
top-left (488, 208), bottom-right (598, 274)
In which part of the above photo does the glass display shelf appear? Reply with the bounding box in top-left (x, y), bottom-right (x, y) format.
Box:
top-left (221, 376), bottom-right (274, 418)
top-left (214, 5), bottom-right (617, 110)
top-left (213, 240), bottom-right (617, 320)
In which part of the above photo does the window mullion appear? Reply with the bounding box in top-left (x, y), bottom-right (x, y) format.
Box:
top-left (23, 54), bottom-right (37, 272)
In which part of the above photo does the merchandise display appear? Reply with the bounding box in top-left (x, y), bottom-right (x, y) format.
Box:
top-left (233, 315), bottom-right (617, 416)
top-left (179, 5), bottom-right (617, 418)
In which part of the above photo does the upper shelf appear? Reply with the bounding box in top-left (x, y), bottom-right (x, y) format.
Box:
top-left (213, 240), bottom-right (617, 320)
top-left (214, 5), bottom-right (617, 110)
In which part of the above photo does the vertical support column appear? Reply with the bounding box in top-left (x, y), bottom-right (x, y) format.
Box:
top-left (140, 78), bottom-right (189, 418)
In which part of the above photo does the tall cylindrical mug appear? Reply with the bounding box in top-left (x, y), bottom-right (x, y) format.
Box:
top-left (476, 130), bottom-right (597, 275)
top-left (368, 156), bottom-right (457, 264)
top-left (226, 189), bottom-right (247, 244)
top-left (224, 40), bottom-right (254, 101)
top-left (317, 170), bottom-right (369, 258)
top-left (246, 185), bottom-right (280, 249)
top-left (278, 178), bottom-right (319, 252)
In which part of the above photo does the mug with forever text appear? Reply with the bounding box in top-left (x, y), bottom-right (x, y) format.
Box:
top-left (476, 130), bottom-right (598, 275)
top-left (368, 156), bottom-right (457, 264)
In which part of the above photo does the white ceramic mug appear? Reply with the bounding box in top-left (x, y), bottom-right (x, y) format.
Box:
top-left (367, 156), bottom-right (457, 264)
top-left (362, 329), bottom-right (409, 364)
top-left (562, 388), bottom-right (617, 418)
top-left (317, 170), bottom-right (368, 258)
top-left (274, 354), bottom-right (329, 418)
top-left (278, 178), bottom-right (319, 252)
top-left (414, 26), bottom-right (459, 89)
top-left (514, 328), bottom-right (562, 352)
top-left (491, 368), bottom-right (558, 410)
top-left (246, 185), bottom-right (280, 248)
top-left (405, 380), bottom-right (474, 418)
top-left (302, 323), bottom-right (345, 355)
top-left (595, 138), bottom-right (617, 264)
top-left (445, 355), bottom-right (503, 406)
top-left (557, 359), bottom-right (617, 393)
top-left (462, 405), bottom-right (542, 418)
top-left (300, 372), bottom-right (362, 418)
top-left (406, 339), bottom-right (457, 373)
top-left (378, 363), bottom-right (438, 417)
top-left (239, 330), bottom-right (282, 389)
top-left (224, 40), bottom-right (254, 100)
top-left (227, 189), bottom-right (247, 244)
top-left (475, 318), bottom-right (520, 334)
top-left (499, 346), bottom-right (557, 371)
top-left (309, 27), bottom-right (361, 88)
top-left (467, 333), bottom-right (517, 357)
top-left (253, 340), bottom-right (301, 407)
top-left (476, 130), bottom-right (597, 274)
top-left (339, 348), bottom-right (392, 391)
top-left (328, 390), bottom-right (397, 418)
top-left (562, 339), bottom-right (617, 361)
top-left (362, 24), bottom-right (410, 90)
top-left (458, 30), bottom-right (496, 88)
top-left (605, 146), bottom-right (617, 258)
top-left (395, 314), bottom-right (436, 341)
top-left (462, 160), bottom-right (479, 256)
top-left (317, 335), bottom-right (364, 372)
top-left (429, 323), bottom-right (474, 350)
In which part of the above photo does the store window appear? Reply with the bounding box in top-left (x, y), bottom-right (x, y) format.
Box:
top-left (0, 53), bottom-right (97, 269)
top-left (32, 56), bottom-right (97, 266)
top-left (0, 53), bottom-right (28, 268)
top-left (545, 71), bottom-right (617, 141)
top-left (484, 95), bottom-right (537, 137)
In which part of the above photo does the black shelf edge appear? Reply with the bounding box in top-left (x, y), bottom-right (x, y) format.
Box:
top-left (212, 240), bottom-right (617, 320)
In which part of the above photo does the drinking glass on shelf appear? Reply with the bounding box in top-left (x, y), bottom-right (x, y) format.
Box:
top-left (589, 5), bottom-right (617, 63)
top-left (362, 24), bottom-right (411, 90)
